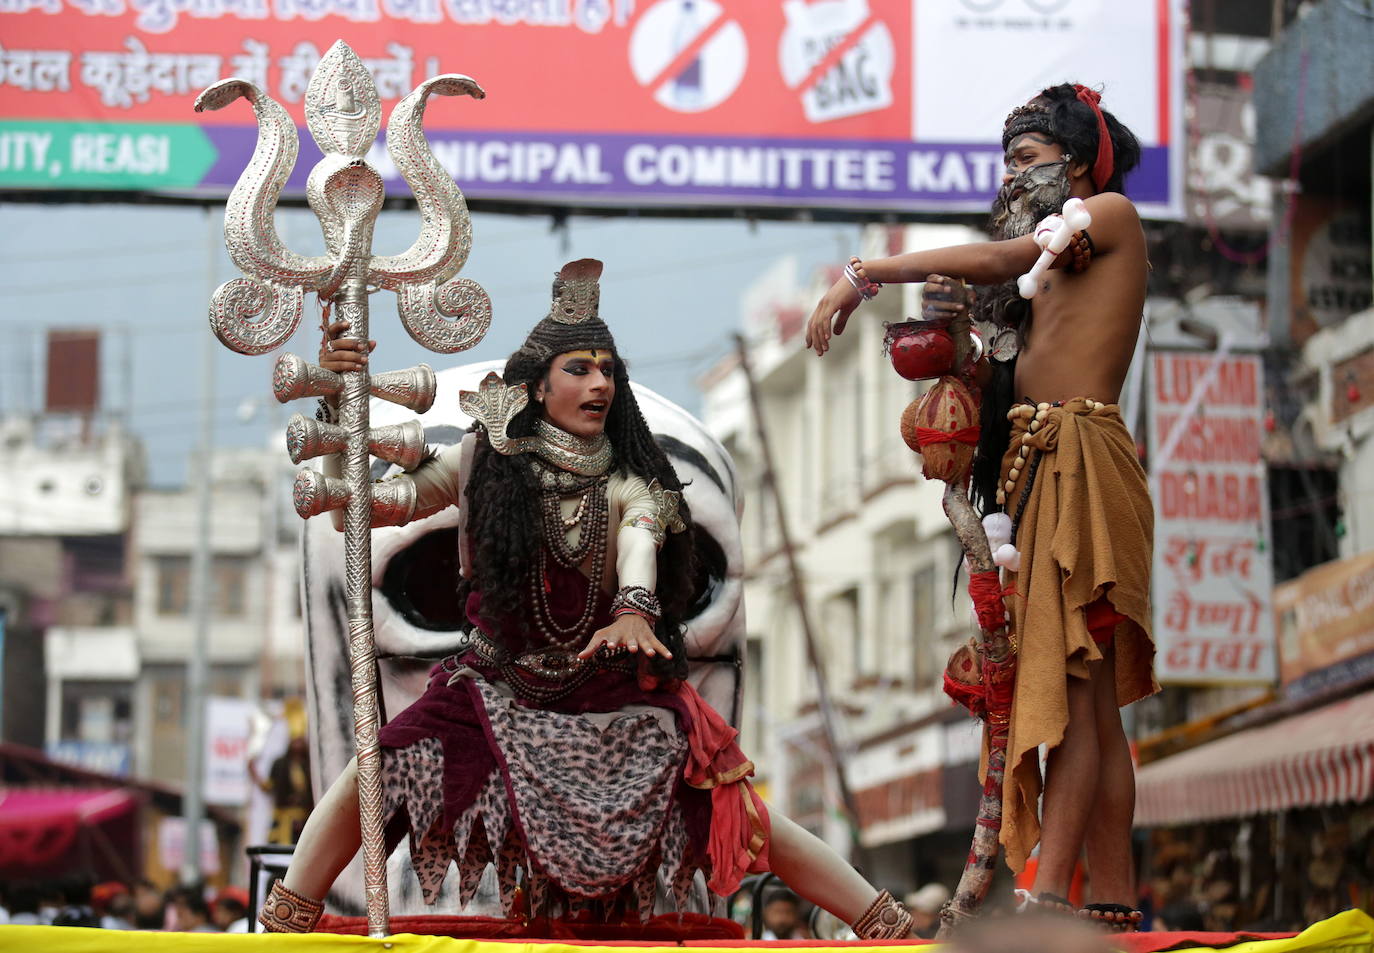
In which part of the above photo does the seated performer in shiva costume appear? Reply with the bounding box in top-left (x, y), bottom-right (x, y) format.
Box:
top-left (806, 85), bottom-right (1158, 931)
top-left (260, 260), bottom-right (918, 939)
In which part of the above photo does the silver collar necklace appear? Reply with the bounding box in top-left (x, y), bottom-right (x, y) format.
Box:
top-left (531, 417), bottom-right (613, 476)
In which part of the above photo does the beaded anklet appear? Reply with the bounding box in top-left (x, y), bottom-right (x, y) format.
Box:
top-left (1078, 902), bottom-right (1143, 932)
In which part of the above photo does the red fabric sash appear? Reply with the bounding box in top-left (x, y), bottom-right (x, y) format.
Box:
top-left (1074, 84), bottom-right (1115, 191)
top-left (670, 679), bottom-right (771, 896)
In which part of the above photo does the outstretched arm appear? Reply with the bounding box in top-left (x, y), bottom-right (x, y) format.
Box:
top-left (804, 236), bottom-right (1041, 356)
top-left (804, 191), bottom-right (1142, 356)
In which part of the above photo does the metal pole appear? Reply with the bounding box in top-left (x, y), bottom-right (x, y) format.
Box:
top-left (732, 333), bottom-right (864, 861)
top-left (336, 266), bottom-right (390, 936)
top-left (259, 400), bottom-right (280, 699)
top-left (181, 207), bottom-right (217, 884)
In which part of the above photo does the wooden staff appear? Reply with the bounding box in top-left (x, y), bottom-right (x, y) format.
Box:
top-left (895, 280), bottom-right (1017, 936)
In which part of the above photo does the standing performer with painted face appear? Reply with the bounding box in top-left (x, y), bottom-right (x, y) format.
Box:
top-left (806, 84), bottom-right (1158, 930)
top-left (260, 259), bottom-right (917, 939)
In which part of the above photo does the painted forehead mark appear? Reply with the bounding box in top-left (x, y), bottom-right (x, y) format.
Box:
top-left (558, 349), bottom-right (617, 365)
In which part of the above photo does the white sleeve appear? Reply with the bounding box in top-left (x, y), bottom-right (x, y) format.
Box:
top-left (614, 474), bottom-right (685, 593)
top-left (325, 441), bottom-right (462, 531)
top-left (616, 524), bottom-right (659, 593)
top-left (407, 442), bottom-right (464, 521)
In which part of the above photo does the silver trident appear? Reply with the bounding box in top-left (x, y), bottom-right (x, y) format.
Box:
top-left (196, 40), bottom-right (490, 937)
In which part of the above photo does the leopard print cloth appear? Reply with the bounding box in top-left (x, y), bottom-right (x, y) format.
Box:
top-left (381, 678), bottom-right (705, 920)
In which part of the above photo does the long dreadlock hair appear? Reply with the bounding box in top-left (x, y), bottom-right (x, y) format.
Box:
top-left (969, 82), bottom-right (1142, 517)
top-left (458, 344), bottom-right (695, 680)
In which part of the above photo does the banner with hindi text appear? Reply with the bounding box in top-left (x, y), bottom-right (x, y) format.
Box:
top-left (1149, 351), bottom-right (1277, 684)
top-left (1, 0), bottom-right (1184, 215)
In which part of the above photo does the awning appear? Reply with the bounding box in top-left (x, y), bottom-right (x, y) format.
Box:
top-left (0, 787), bottom-right (139, 871)
top-left (1135, 691), bottom-right (1374, 826)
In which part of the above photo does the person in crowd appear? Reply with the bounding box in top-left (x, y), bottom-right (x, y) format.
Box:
top-left (171, 888), bottom-right (219, 932)
top-left (102, 890), bottom-right (137, 930)
top-left (213, 888), bottom-right (251, 932)
top-left (905, 883), bottom-right (951, 939)
top-left (131, 879), bottom-right (166, 930)
top-left (5, 884), bottom-right (46, 926)
top-left (759, 889), bottom-right (809, 939)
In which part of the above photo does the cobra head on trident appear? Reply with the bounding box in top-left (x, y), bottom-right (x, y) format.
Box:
top-left (195, 40), bottom-right (489, 937)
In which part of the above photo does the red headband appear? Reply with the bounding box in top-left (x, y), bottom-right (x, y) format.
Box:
top-left (1073, 84), bottom-right (1114, 192)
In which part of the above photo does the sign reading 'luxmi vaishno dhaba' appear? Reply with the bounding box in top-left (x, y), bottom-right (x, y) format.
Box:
top-left (1149, 352), bottom-right (1276, 684)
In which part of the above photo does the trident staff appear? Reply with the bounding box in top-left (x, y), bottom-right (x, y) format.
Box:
top-left (196, 40), bottom-right (489, 937)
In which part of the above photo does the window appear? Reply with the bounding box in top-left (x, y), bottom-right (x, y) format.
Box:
top-left (744, 636), bottom-right (765, 755)
top-left (156, 555), bottom-right (190, 616)
top-left (1268, 465), bottom-right (1342, 584)
top-left (214, 556), bottom-right (249, 617)
top-left (156, 554), bottom-right (251, 617)
top-left (59, 682), bottom-right (133, 744)
top-left (911, 566), bottom-right (936, 687)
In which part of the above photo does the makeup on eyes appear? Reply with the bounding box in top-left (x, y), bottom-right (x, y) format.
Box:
top-left (559, 351), bottom-right (615, 376)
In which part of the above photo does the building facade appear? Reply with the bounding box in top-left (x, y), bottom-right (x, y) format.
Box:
top-left (700, 223), bottom-right (988, 893)
top-left (0, 413), bottom-right (144, 764)
top-left (131, 446), bottom-right (304, 788)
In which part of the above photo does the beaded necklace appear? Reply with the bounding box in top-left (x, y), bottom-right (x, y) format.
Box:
top-left (526, 451), bottom-right (612, 650)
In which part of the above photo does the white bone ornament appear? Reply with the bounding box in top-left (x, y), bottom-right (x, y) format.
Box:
top-left (1016, 197), bottom-right (1092, 300)
top-left (982, 513), bottom-right (1021, 570)
top-left (993, 543), bottom-right (1022, 572)
top-left (982, 512), bottom-right (1012, 547)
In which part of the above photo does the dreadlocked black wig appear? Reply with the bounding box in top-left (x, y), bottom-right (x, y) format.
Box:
top-left (969, 83), bottom-right (1142, 517)
top-left (460, 260), bottom-right (694, 679)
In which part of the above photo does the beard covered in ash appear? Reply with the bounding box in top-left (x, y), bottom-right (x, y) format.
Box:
top-left (975, 158), bottom-right (1073, 338)
top-left (988, 159), bottom-right (1073, 241)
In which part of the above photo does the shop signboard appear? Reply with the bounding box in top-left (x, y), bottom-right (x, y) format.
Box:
top-left (204, 695), bottom-right (255, 807)
top-left (1, 0), bottom-right (1184, 215)
top-left (1149, 351), bottom-right (1276, 684)
top-left (1274, 550), bottom-right (1374, 699)
top-left (1186, 78), bottom-right (1270, 233)
top-left (157, 816), bottom-right (221, 876)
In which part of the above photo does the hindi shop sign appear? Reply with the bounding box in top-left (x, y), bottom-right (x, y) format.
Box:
top-left (0, 0), bottom-right (1184, 216)
top-left (1149, 352), bottom-right (1277, 684)
top-left (1274, 550), bottom-right (1374, 696)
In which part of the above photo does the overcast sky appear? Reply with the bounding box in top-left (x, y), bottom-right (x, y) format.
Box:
top-left (1, 202), bottom-right (858, 486)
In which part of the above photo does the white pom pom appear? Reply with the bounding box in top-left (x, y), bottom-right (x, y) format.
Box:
top-left (993, 543), bottom-right (1021, 572)
top-left (982, 512), bottom-right (1012, 546)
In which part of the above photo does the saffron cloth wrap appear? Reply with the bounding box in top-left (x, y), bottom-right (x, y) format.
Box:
top-left (995, 398), bottom-right (1158, 873)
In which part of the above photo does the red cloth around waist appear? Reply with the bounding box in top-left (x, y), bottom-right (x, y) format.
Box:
top-left (1085, 597), bottom-right (1127, 646)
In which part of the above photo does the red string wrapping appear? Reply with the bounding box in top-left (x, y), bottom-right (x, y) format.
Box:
top-left (968, 570), bottom-right (1008, 634)
top-left (914, 425), bottom-right (981, 447)
top-left (984, 659), bottom-right (1015, 719)
top-left (943, 671), bottom-right (987, 717)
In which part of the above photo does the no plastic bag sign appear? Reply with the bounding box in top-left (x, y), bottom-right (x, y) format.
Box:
top-left (629, 0), bottom-right (748, 113)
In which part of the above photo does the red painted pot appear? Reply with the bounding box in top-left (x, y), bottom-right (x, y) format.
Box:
top-left (888, 326), bottom-right (956, 381)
